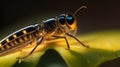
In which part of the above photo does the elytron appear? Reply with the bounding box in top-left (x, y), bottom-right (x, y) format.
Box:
top-left (0, 6), bottom-right (89, 59)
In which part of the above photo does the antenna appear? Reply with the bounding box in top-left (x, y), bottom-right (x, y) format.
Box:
top-left (73, 5), bottom-right (87, 35)
top-left (73, 5), bottom-right (87, 16)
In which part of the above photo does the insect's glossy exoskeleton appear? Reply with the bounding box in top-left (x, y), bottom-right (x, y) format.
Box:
top-left (0, 6), bottom-right (89, 59)
top-left (0, 24), bottom-right (40, 55)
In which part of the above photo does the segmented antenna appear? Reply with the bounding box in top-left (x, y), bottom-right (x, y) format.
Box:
top-left (73, 6), bottom-right (87, 16)
top-left (73, 5), bottom-right (87, 35)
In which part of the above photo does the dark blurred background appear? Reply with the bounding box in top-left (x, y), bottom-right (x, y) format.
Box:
top-left (1, 0), bottom-right (120, 67)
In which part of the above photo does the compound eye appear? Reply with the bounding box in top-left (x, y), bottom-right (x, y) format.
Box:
top-left (67, 15), bottom-right (74, 25)
top-left (58, 15), bottom-right (66, 25)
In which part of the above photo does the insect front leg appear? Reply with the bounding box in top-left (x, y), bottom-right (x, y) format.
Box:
top-left (66, 33), bottom-right (89, 48)
top-left (18, 37), bottom-right (43, 59)
top-left (52, 36), bottom-right (70, 50)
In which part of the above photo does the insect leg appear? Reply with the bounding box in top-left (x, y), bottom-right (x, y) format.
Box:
top-left (52, 36), bottom-right (70, 50)
top-left (18, 37), bottom-right (43, 59)
top-left (73, 26), bottom-right (78, 36)
top-left (66, 33), bottom-right (89, 48)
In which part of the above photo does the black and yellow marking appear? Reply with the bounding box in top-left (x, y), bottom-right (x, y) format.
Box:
top-left (13, 40), bottom-right (19, 45)
top-left (18, 38), bottom-right (24, 43)
top-left (6, 39), bottom-right (10, 43)
top-left (22, 30), bottom-right (27, 34)
top-left (0, 44), bottom-right (2, 48)
top-left (0, 44), bottom-right (4, 51)
top-left (1, 40), bottom-right (7, 46)
top-left (13, 34), bottom-right (17, 38)
top-left (0, 47), bottom-right (4, 51)
top-left (4, 44), bottom-right (10, 49)
top-left (9, 42), bottom-right (14, 47)
top-left (0, 33), bottom-right (34, 52)
top-left (16, 31), bottom-right (24, 37)
top-left (0, 24), bottom-right (39, 54)
top-left (22, 36), bottom-right (28, 41)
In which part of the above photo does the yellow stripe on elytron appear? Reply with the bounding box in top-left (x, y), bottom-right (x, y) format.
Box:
top-left (13, 34), bottom-right (17, 38)
top-left (22, 30), bottom-right (27, 34)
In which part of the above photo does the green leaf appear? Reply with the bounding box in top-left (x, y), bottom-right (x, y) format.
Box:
top-left (0, 30), bottom-right (120, 67)
top-left (0, 42), bottom-right (47, 67)
top-left (54, 30), bottom-right (120, 67)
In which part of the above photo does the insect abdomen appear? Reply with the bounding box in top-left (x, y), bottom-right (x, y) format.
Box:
top-left (0, 24), bottom-right (39, 54)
